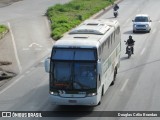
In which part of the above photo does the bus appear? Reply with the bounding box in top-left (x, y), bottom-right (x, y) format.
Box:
top-left (44, 19), bottom-right (121, 106)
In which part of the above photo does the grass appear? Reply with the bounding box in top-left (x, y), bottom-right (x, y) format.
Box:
top-left (0, 25), bottom-right (8, 40)
top-left (0, 25), bottom-right (8, 34)
top-left (46, 0), bottom-right (116, 40)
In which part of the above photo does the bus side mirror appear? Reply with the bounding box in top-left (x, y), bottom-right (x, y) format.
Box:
top-left (132, 20), bottom-right (134, 22)
top-left (44, 57), bottom-right (50, 73)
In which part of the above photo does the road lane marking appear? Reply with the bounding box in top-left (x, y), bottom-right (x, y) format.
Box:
top-left (29, 43), bottom-right (42, 48)
top-left (126, 18), bottom-right (131, 23)
top-left (0, 75), bottom-right (24, 94)
top-left (120, 79), bottom-right (129, 92)
top-left (140, 48), bottom-right (145, 56)
top-left (7, 22), bottom-right (22, 73)
top-left (25, 70), bottom-right (30, 74)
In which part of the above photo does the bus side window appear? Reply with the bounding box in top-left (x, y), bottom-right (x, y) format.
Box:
top-left (111, 35), bottom-right (112, 45)
top-left (108, 38), bottom-right (110, 48)
top-left (114, 32), bottom-right (116, 42)
top-left (108, 57), bottom-right (112, 68)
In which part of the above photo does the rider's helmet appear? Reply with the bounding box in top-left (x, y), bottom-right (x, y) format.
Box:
top-left (129, 35), bottom-right (132, 39)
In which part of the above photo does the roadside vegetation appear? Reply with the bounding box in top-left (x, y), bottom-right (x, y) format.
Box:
top-left (46, 0), bottom-right (115, 40)
top-left (0, 25), bottom-right (8, 39)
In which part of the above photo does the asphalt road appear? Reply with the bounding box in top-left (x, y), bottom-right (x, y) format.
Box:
top-left (0, 0), bottom-right (71, 73)
top-left (1, 0), bottom-right (160, 120)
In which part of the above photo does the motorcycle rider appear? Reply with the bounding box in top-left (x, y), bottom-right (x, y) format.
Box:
top-left (113, 3), bottom-right (119, 17)
top-left (113, 3), bottom-right (119, 11)
top-left (126, 35), bottom-right (135, 54)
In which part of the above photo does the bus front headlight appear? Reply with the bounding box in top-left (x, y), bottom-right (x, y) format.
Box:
top-left (87, 93), bottom-right (97, 97)
top-left (50, 91), bottom-right (59, 96)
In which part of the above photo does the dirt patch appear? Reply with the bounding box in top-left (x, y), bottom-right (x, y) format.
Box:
top-left (0, 0), bottom-right (22, 8)
top-left (0, 61), bottom-right (16, 82)
top-left (0, 61), bottom-right (12, 66)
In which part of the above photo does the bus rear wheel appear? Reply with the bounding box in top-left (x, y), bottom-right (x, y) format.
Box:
top-left (111, 67), bottom-right (117, 86)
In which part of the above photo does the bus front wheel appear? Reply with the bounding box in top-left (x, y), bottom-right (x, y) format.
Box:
top-left (98, 86), bottom-right (104, 105)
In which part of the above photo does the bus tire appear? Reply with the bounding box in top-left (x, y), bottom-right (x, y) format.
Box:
top-left (98, 86), bottom-right (104, 105)
top-left (101, 85), bottom-right (104, 96)
top-left (98, 101), bottom-right (101, 105)
top-left (111, 68), bottom-right (117, 86)
top-left (111, 80), bottom-right (114, 86)
top-left (115, 67), bottom-right (118, 75)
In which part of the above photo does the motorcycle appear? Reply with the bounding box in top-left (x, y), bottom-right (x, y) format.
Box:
top-left (113, 10), bottom-right (118, 18)
top-left (125, 41), bottom-right (134, 58)
top-left (126, 46), bottom-right (133, 58)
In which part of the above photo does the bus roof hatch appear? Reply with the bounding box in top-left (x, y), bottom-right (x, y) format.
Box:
top-left (69, 20), bottom-right (111, 35)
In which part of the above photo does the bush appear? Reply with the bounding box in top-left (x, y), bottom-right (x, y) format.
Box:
top-left (47, 0), bottom-right (115, 40)
top-left (0, 25), bottom-right (8, 34)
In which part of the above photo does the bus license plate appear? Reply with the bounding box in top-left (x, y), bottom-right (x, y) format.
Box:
top-left (68, 100), bottom-right (77, 103)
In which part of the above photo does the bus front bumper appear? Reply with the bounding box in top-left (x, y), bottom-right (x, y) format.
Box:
top-left (49, 95), bottom-right (99, 106)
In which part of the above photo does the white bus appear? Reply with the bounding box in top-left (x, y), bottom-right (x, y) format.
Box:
top-left (45, 19), bottom-right (121, 106)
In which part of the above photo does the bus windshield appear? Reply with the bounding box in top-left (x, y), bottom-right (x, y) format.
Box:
top-left (51, 61), bottom-right (97, 90)
top-left (52, 62), bottom-right (72, 89)
top-left (74, 62), bottom-right (97, 89)
top-left (51, 48), bottom-right (97, 61)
